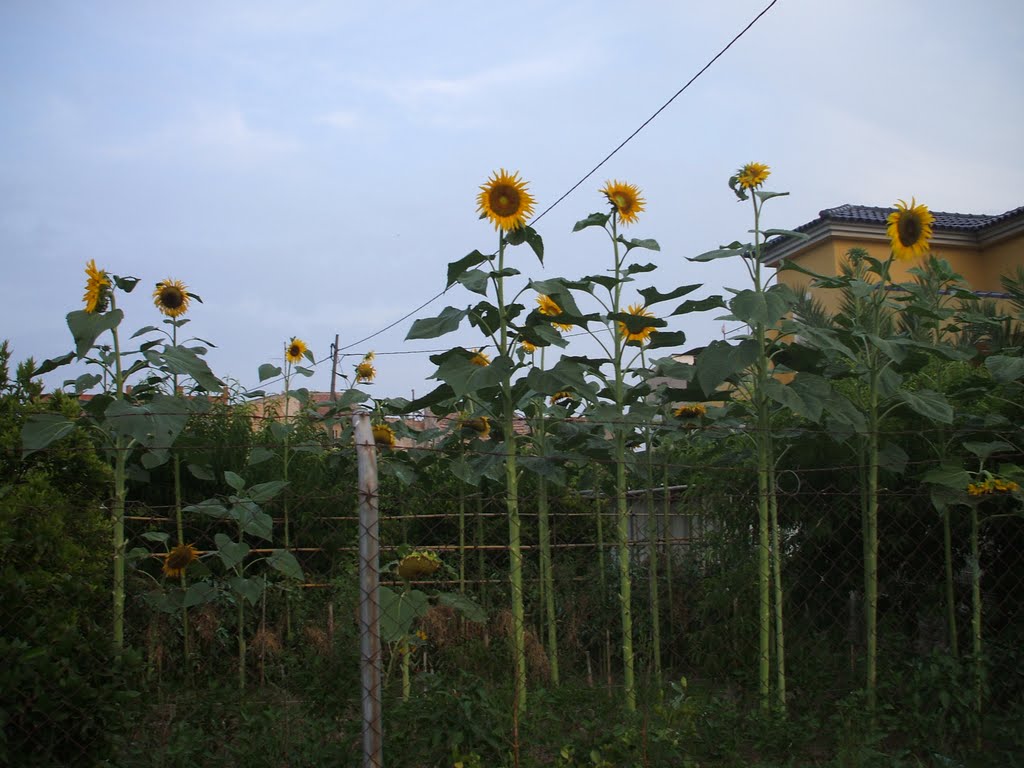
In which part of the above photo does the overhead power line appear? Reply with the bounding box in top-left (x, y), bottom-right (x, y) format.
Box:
top-left (257, 0), bottom-right (781, 392)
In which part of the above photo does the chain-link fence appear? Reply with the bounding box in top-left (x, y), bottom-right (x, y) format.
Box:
top-left (3, 402), bottom-right (1023, 767)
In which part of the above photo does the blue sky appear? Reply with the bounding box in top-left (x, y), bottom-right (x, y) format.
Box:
top-left (3, 0), bottom-right (1023, 400)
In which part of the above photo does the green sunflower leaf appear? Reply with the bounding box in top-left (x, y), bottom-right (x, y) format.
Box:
top-left (437, 592), bottom-right (487, 623)
top-left (646, 330), bottom-right (686, 350)
top-left (618, 237), bottom-right (660, 252)
top-left (446, 250), bottom-right (491, 288)
top-left (456, 268), bottom-right (490, 296)
top-left (694, 339), bottom-right (759, 396)
top-left (215, 533), bottom-right (250, 570)
top-left (639, 284), bottom-right (700, 306)
top-left (67, 308), bottom-right (124, 358)
top-left (228, 576), bottom-right (265, 606)
top-left (266, 549), bottom-right (304, 580)
top-left (505, 225), bottom-right (544, 264)
top-left (572, 212), bottom-right (609, 232)
top-left (258, 363), bottom-right (282, 382)
top-left (688, 242), bottom-right (749, 263)
top-left (182, 581), bottom-right (217, 608)
top-left (406, 306), bottom-right (468, 340)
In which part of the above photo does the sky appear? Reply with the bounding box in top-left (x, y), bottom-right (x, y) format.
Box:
top-left (2, 0), bottom-right (1023, 402)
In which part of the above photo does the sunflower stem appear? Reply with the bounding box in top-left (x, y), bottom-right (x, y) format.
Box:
top-left (109, 291), bottom-right (127, 655)
top-left (610, 214), bottom-right (636, 712)
top-left (496, 232), bottom-right (528, 713)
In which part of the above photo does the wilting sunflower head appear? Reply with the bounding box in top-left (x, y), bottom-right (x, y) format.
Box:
top-left (372, 423), bottom-right (395, 448)
top-left (520, 339), bottom-right (537, 355)
top-left (674, 403), bottom-right (706, 419)
top-left (163, 543), bottom-right (198, 579)
top-left (477, 168), bottom-right (535, 231)
top-left (82, 259), bottom-right (111, 314)
top-left (397, 550), bottom-right (442, 580)
top-left (470, 349), bottom-right (490, 367)
top-left (153, 278), bottom-right (191, 318)
top-left (355, 360), bottom-right (376, 383)
top-left (736, 162), bottom-right (771, 192)
top-left (601, 180), bottom-right (645, 226)
top-left (536, 294), bottom-right (573, 332)
top-left (285, 337), bottom-right (308, 364)
top-left (886, 198), bottom-right (935, 261)
top-left (618, 304), bottom-right (657, 344)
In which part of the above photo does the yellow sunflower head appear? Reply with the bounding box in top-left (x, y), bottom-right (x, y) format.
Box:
top-left (470, 349), bottom-right (490, 367)
top-left (736, 162), bottom-right (771, 191)
top-left (618, 304), bottom-right (657, 344)
top-left (550, 390), bottom-right (575, 407)
top-left (355, 360), bottom-right (376, 383)
top-left (536, 294), bottom-right (573, 332)
top-left (397, 550), bottom-right (442, 580)
top-left (601, 180), bottom-right (645, 226)
top-left (477, 168), bottom-right (535, 231)
top-left (461, 416), bottom-right (491, 440)
top-left (153, 278), bottom-right (191, 318)
top-left (886, 198), bottom-right (935, 261)
top-left (285, 337), bottom-right (308, 364)
top-left (674, 403), bottom-right (706, 419)
top-left (82, 259), bottom-right (111, 314)
top-left (372, 423), bottom-right (395, 449)
top-left (520, 339), bottom-right (537, 355)
top-left (163, 543), bottom-right (198, 579)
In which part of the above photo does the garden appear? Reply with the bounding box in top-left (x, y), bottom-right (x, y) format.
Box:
top-left (2, 165), bottom-right (1023, 767)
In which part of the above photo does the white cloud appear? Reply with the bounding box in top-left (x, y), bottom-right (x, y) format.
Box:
top-left (318, 109), bottom-right (359, 129)
top-left (98, 107), bottom-right (298, 165)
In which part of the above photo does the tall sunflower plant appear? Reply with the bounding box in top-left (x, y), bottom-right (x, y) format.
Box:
top-left (23, 263), bottom-right (223, 653)
top-left (405, 168), bottom-right (546, 712)
top-left (777, 199), bottom-right (967, 713)
top-left (523, 180), bottom-right (722, 710)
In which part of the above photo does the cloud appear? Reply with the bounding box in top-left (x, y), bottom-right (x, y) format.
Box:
top-left (317, 109), bottom-right (359, 129)
top-left (98, 106), bottom-right (298, 166)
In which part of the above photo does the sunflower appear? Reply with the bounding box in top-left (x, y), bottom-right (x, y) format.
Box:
top-left (550, 390), bottom-right (575, 406)
top-left (601, 180), bottom-right (645, 226)
top-left (618, 304), bottom-right (657, 344)
top-left (372, 424), bottom-right (395, 448)
top-left (153, 278), bottom-right (190, 318)
top-left (470, 349), bottom-right (490, 367)
top-left (285, 337), bottom-right (308, 364)
top-left (82, 259), bottom-right (111, 314)
top-left (536, 294), bottom-right (573, 332)
top-left (520, 339), bottom-right (537, 355)
top-left (461, 416), bottom-right (491, 440)
top-left (477, 169), bottom-right (535, 231)
top-left (886, 198), bottom-right (935, 261)
top-left (674, 403), bottom-right (706, 419)
top-left (163, 543), bottom-right (198, 578)
top-left (736, 162), bottom-right (771, 191)
top-left (397, 550), bottom-right (442, 580)
top-left (967, 477), bottom-right (1019, 496)
top-left (355, 358), bottom-right (376, 383)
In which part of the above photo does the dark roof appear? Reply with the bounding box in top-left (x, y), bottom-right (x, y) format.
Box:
top-left (764, 203), bottom-right (1024, 256)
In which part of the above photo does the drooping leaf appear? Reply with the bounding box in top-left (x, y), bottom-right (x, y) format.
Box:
top-left (639, 284), bottom-right (700, 306)
top-left (505, 225), bottom-right (544, 263)
top-left (962, 441), bottom-right (1014, 461)
top-left (224, 471), bottom-right (246, 492)
top-left (379, 586), bottom-right (430, 642)
top-left (437, 592), bottom-right (486, 623)
top-left (247, 480), bottom-right (288, 503)
top-left (182, 581), bottom-right (217, 608)
top-left (646, 330), bottom-right (686, 350)
top-left (67, 309), bottom-right (124, 358)
top-left (266, 549), bottom-right (304, 580)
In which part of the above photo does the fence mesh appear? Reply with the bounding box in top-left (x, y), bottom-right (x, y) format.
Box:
top-left (3, 404), bottom-right (1023, 766)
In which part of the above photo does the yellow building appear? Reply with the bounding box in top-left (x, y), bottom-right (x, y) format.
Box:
top-left (763, 203), bottom-right (1024, 311)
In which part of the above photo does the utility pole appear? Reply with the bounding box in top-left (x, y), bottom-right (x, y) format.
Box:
top-left (329, 333), bottom-right (340, 400)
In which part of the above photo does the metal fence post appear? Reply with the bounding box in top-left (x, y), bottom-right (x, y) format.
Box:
top-left (353, 412), bottom-right (383, 768)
